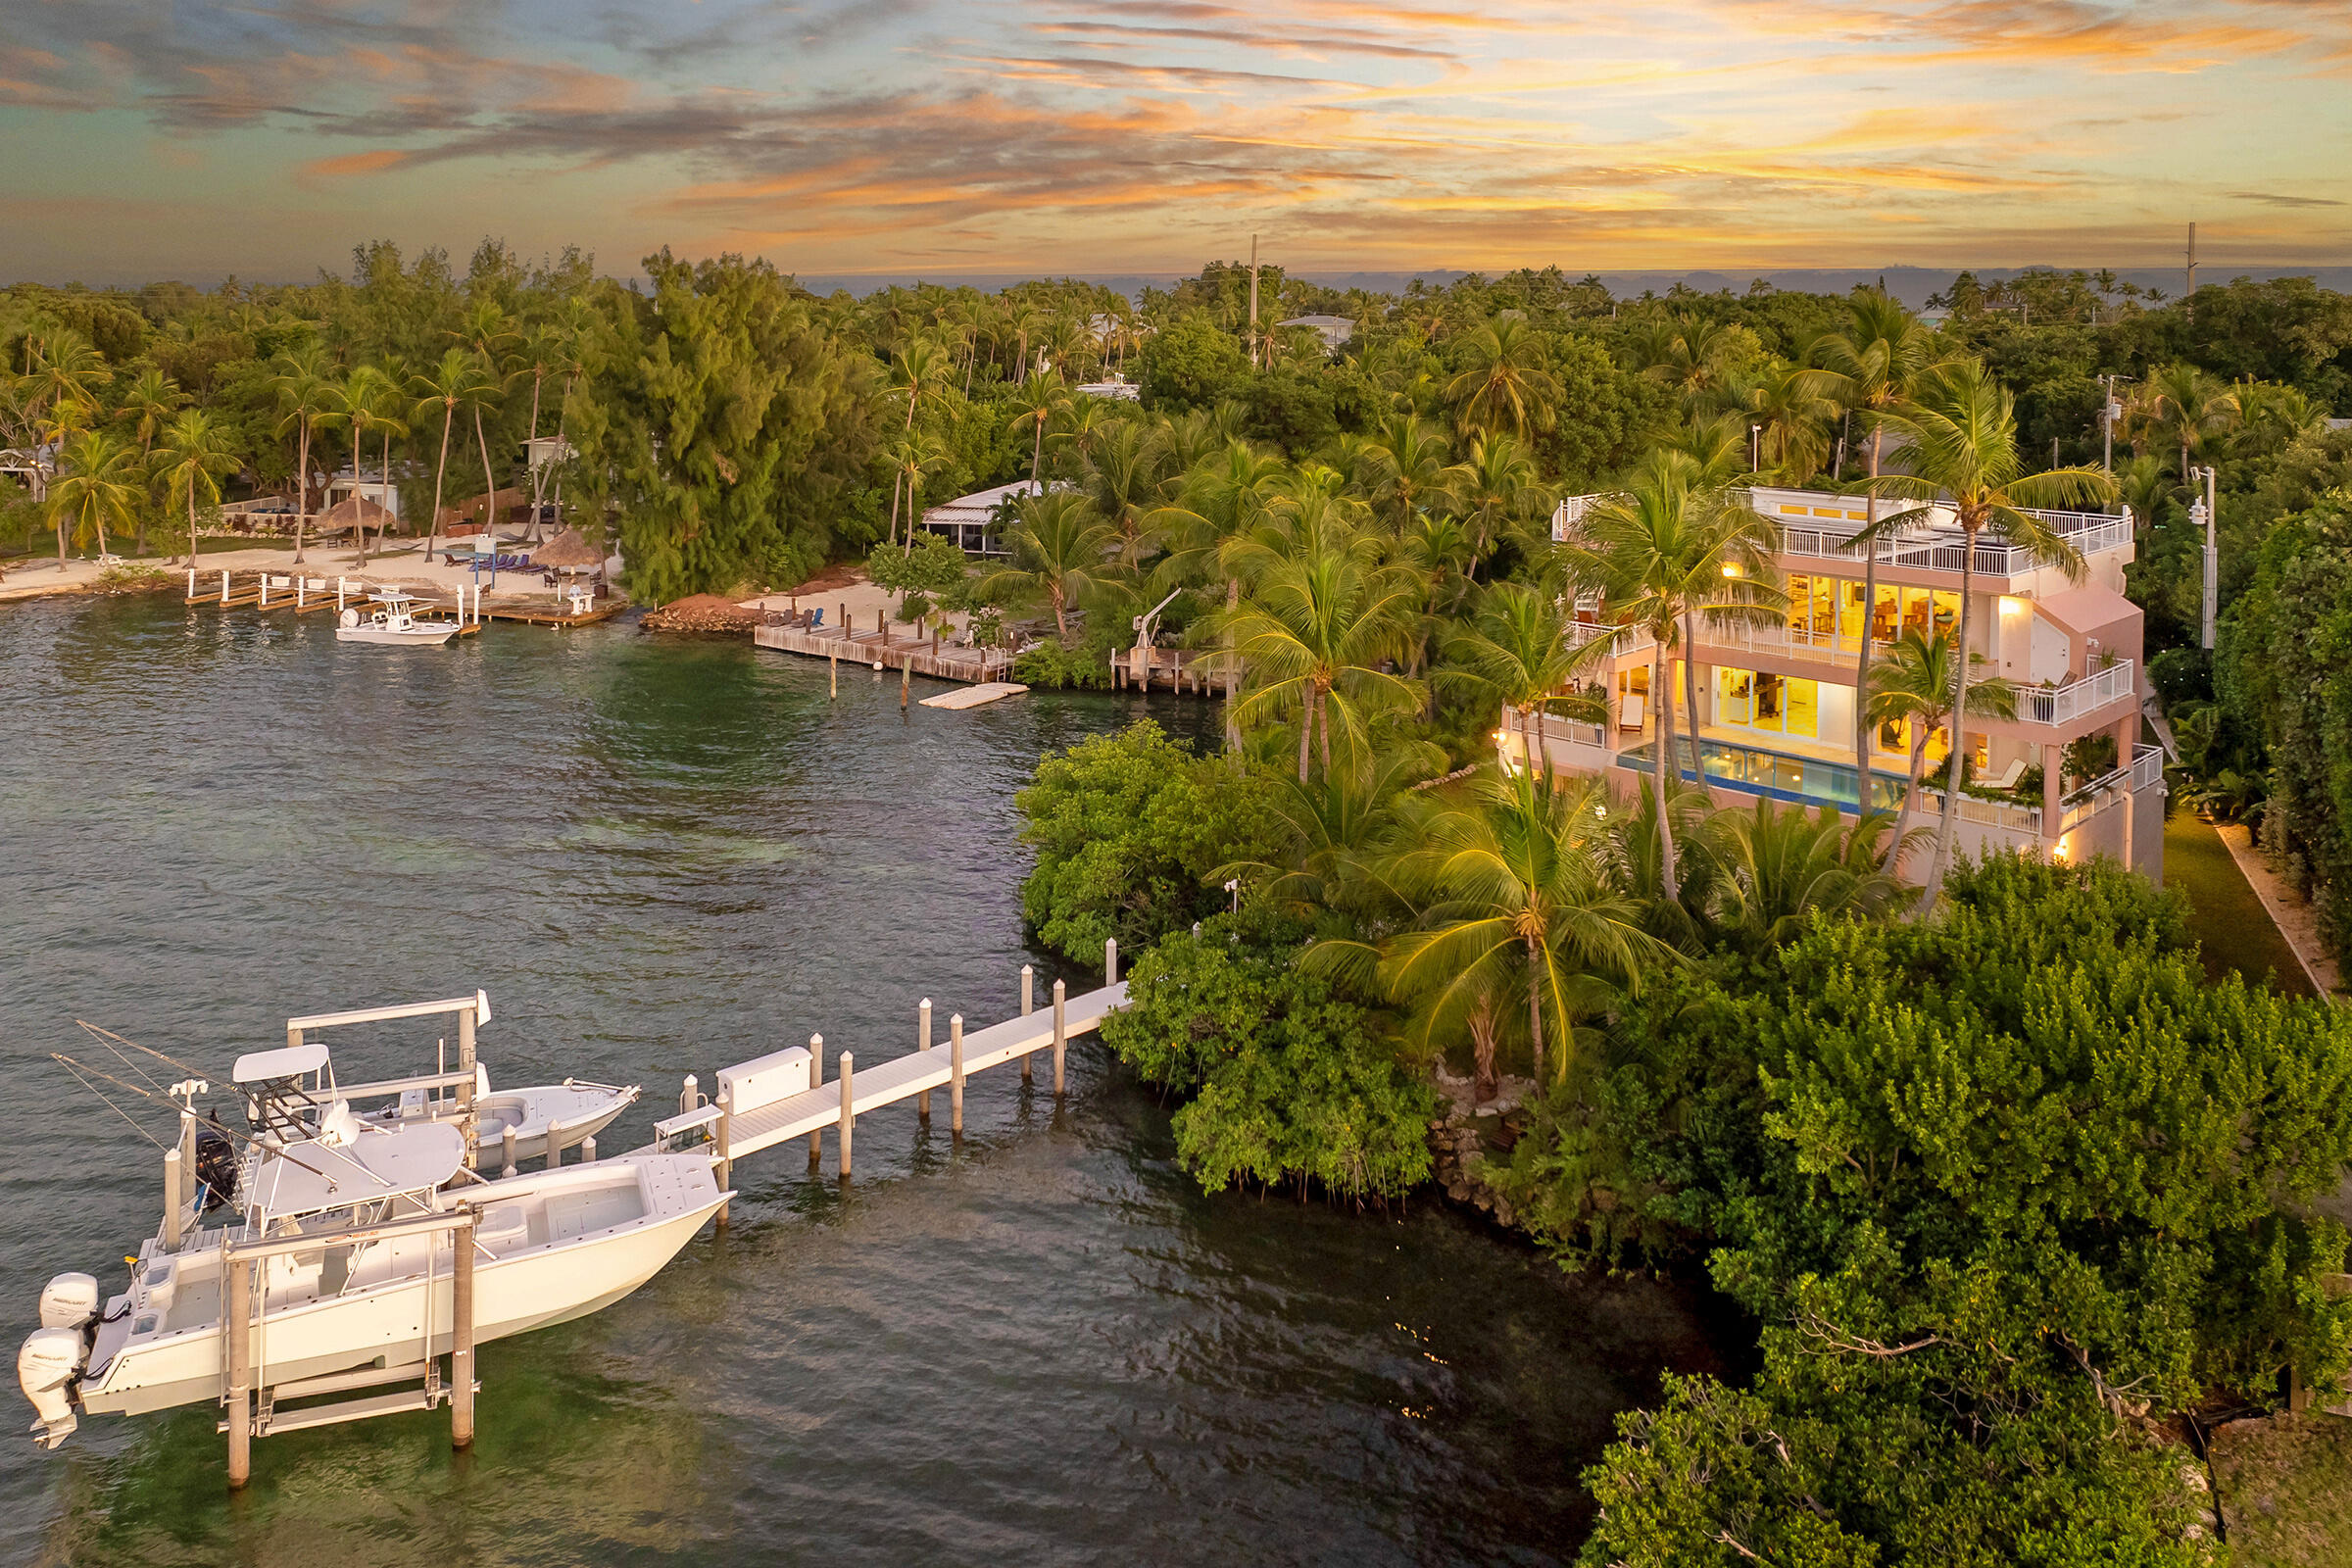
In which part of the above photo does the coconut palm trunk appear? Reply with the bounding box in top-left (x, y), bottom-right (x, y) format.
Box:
top-left (1854, 427), bottom-right (1884, 779)
top-left (1924, 537), bottom-right (1980, 907)
top-left (1651, 640), bottom-right (1677, 897)
top-left (426, 406), bottom-right (455, 564)
top-left (1224, 577), bottom-right (1242, 754)
top-left (1884, 729), bottom-right (1932, 876)
top-left (293, 416), bottom-right (312, 565)
top-left (1523, 937), bottom-right (1545, 1088)
top-left (473, 409), bottom-right (500, 545)
top-left (1681, 611), bottom-right (1705, 779)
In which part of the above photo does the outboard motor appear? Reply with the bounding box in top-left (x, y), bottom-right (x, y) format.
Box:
top-left (18, 1330), bottom-right (82, 1448)
top-left (36, 1274), bottom-right (96, 1332)
top-left (195, 1123), bottom-right (237, 1212)
top-left (22, 1273), bottom-right (95, 1449)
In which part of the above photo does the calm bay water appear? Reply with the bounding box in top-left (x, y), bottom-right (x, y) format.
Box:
top-left (0, 593), bottom-right (1732, 1566)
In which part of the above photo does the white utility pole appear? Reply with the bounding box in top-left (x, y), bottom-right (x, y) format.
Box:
top-left (1247, 235), bottom-right (1261, 369)
top-left (2196, 465), bottom-right (2219, 650)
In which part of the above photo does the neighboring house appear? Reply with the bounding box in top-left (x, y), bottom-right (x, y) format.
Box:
top-left (1525, 485), bottom-right (2165, 882)
top-left (1075, 376), bottom-right (1141, 402)
top-left (919, 479), bottom-right (1072, 556)
top-left (521, 435), bottom-right (577, 471)
top-left (323, 468), bottom-right (408, 525)
top-left (1277, 315), bottom-right (1355, 352)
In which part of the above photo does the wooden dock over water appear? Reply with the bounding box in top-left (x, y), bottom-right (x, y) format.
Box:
top-left (753, 615), bottom-right (1018, 684)
top-left (181, 568), bottom-right (620, 630)
top-left (641, 943), bottom-right (1128, 1193)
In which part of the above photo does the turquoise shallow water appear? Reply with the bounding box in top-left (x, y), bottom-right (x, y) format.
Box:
top-left (0, 594), bottom-right (1733, 1567)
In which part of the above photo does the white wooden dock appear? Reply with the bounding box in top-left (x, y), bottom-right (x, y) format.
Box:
top-left (638, 943), bottom-right (1128, 1192)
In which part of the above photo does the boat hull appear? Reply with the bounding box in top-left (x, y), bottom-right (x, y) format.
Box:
top-left (336, 624), bottom-right (457, 646)
top-left (77, 1157), bottom-right (723, 1419)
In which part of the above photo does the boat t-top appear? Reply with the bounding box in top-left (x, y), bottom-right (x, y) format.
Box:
top-left (19, 993), bottom-right (724, 1452)
top-left (336, 588), bottom-right (458, 646)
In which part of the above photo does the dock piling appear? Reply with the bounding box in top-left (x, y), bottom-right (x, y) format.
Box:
top-left (917, 1000), bottom-right (933, 1122)
top-left (950, 1014), bottom-right (965, 1135)
top-left (500, 1123), bottom-right (517, 1178)
top-left (901, 655), bottom-right (910, 710)
top-left (1021, 965), bottom-right (1035, 1083)
top-left (224, 1253), bottom-right (252, 1487)
top-left (1105, 937), bottom-right (1119, 985)
top-left (715, 1087), bottom-right (734, 1228)
top-left (451, 1206), bottom-right (476, 1449)
top-left (838, 1053), bottom-right (854, 1175)
top-left (679, 1074), bottom-right (698, 1117)
top-left (807, 1035), bottom-right (824, 1167)
top-left (580, 1135), bottom-right (595, 1162)
top-left (1054, 979), bottom-right (1066, 1096)
top-left (458, 1005), bottom-right (478, 1170)
top-left (830, 647), bottom-right (838, 699)
top-left (220, 570), bottom-right (230, 605)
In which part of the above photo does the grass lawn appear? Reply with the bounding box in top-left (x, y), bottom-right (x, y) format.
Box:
top-left (2165, 810), bottom-right (2316, 998)
top-left (2210, 1411), bottom-right (2352, 1566)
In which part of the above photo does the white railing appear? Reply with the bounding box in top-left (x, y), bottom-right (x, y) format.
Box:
top-left (1553, 490), bottom-right (2133, 587)
top-left (2057, 745), bottom-right (2166, 832)
top-left (1565, 619), bottom-right (1654, 656)
top-left (2020, 660), bottom-right (2132, 726)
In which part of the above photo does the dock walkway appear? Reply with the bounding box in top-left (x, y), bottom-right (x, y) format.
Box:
top-left (635, 944), bottom-right (1130, 1186)
top-left (752, 617), bottom-right (1017, 684)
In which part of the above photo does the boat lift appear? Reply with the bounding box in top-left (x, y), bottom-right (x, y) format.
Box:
top-left (48, 946), bottom-right (1132, 1489)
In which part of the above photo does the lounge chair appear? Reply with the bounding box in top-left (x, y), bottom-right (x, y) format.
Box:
top-left (1988, 758), bottom-right (2029, 792)
top-left (1619, 693), bottom-right (1646, 731)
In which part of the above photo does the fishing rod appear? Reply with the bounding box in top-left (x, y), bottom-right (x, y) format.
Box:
top-left (50, 1054), bottom-right (330, 1183)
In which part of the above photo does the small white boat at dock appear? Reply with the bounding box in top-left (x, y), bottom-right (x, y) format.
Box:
top-left (21, 994), bottom-right (719, 1452)
top-left (336, 589), bottom-right (457, 646)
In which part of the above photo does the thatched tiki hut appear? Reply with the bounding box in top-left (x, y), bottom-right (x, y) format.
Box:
top-left (533, 527), bottom-right (606, 606)
top-left (319, 495), bottom-right (397, 558)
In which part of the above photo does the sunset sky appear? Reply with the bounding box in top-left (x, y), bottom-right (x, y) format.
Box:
top-left (2, 0), bottom-right (2347, 284)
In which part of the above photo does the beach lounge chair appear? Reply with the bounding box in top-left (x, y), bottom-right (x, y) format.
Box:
top-left (1989, 758), bottom-right (2029, 792)
top-left (1619, 693), bottom-right (1646, 731)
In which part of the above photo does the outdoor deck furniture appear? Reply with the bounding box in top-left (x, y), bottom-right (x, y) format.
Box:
top-left (1989, 758), bottom-right (2029, 791)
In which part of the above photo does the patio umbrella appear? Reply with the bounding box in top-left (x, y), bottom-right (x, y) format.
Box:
top-left (533, 527), bottom-right (604, 610)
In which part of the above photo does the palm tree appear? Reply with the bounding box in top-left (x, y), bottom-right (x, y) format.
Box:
top-left (1632, 313), bottom-right (1742, 412)
top-left (1365, 413), bottom-right (1462, 536)
top-left (117, 368), bottom-right (184, 557)
top-left (1871, 362), bottom-right (2114, 907)
top-left (1006, 370), bottom-right (1071, 489)
top-left (1559, 451), bottom-right (1784, 899)
top-left (1819, 292), bottom-right (1946, 784)
top-left (982, 490), bottom-right (1116, 641)
top-left (46, 429), bottom-right (138, 566)
top-left (893, 334), bottom-right (953, 416)
top-left (1007, 306), bottom-right (1047, 381)
top-left (881, 428), bottom-right (952, 549)
top-left (1455, 430), bottom-right (1538, 566)
top-left (1445, 582), bottom-right (1610, 786)
top-left (341, 368), bottom-right (409, 563)
top-left (410, 349), bottom-right (495, 562)
top-left (27, 330), bottom-right (107, 421)
top-left (1735, 359), bottom-right (1838, 483)
top-left (1864, 628), bottom-right (2018, 875)
top-left (2143, 363), bottom-right (2241, 482)
top-left (1445, 313), bottom-right (1559, 440)
top-left (1227, 540), bottom-right (1422, 781)
top-left (152, 411), bottom-right (240, 567)
top-left (268, 345), bottom-right (334, 564)
top-left (1082, 419), bottom-right (1175, 568)
top-left (1700, 799), bottom-right (1913, 951)
top-left (1380, 769), bottom-right (1672, 1090)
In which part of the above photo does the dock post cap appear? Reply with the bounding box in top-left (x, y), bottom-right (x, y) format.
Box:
top-left (809, 1032), bottom-right (823, 1048)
